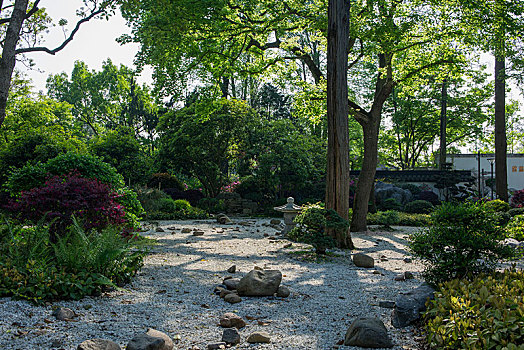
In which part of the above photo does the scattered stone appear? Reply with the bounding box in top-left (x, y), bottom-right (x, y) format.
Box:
top-left (221, 328), bottom-right (241, 345)
top-left (246, 332), bottom-right (271, 344)
top-left (270, 219), bottom-right (281, 225)
top-left (51, 339), bottom-right (63, 348)
top-left (77, 339), bottom-right (121, 350)
top-left (372, 270), bottom-right (382, 275)
top-left (227, 265), bottom-right (236, 273)
top-left (146, 328), bottom-right (173, 350)
top-left (352, 253), bottom-right (374, 268)
top-left (276, 285), bottom-right (290, 298)
top-left (283, 243), bottom-right (292, 248)
top-left (504, 238), bottom-right (521, 248)
top-left (217, 214), bottom-right (232, 225)
top-left (192, 230), bottom-right (204, 236)
top-left (219, 313), bottom-right (246, 329)
top-left (263, 233), bottom-right (269, 237)
top-left (379, 301), bottom-right (396, 309)
top-left (394, 274), bottom-right (405, 281)
top-left (392, 283), bottom-right (435, 328)
top-left (181, 228), bottom-right (191, 233)
top-left (223, 278), bottom-right (240, 290)
top-left (52, 307), bottom-right (75, 321)
top-left (237, 269), bottom-right (282, 296)
top-left (127, 333), bottom-right (165, 350)
top-left (224, 294), bottom-right (242, 304)
top-left (403, 258), bottom-right (412, 263)
top-left (213, 285), bottom-right (228, 295)
top-left (404, 271), bottom-right (414, 279)
top-left (219, 289), bottom-right (234, 298)
top-left (206, 343), bottom-right (226, 350)
top-left (155, 227), bottom-right (165, 232)
top-left (167, 226), bottom-right (177, 230)
top-left (344, 317), bottom-right (393, 348)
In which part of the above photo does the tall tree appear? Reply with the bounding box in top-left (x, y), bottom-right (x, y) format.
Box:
top-left (326, 0), bottom-right (353, 248)
top-left (0, 0), bottom-right (117, 129)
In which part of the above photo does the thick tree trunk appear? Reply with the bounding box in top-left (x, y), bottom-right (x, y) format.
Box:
top-left (325, 0), bottom-right (353, 248)
top-left (351, 116), bottom-right (380, 232)
top-left (439, 78), bottom-right (448, 170)
top-left (494, 55), bottom-right (508, 201)
top-left (0, 0), bottom-right (29, 127)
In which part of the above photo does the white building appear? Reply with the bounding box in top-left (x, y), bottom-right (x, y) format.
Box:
top-left (446, 153), bottom-right (524, 192)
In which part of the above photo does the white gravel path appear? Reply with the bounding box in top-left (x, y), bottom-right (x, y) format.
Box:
top-left (0, 218), bottom-right (426, 350)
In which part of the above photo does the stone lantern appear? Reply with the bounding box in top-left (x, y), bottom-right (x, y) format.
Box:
top-left (274, 197), bottom-right (302, 235)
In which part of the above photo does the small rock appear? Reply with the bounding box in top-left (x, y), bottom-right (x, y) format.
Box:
top-left (246, 332), bottom-right (271, 344)
top-left (219, 313), bottom-right (246, 329)
top-left (167, 226), bottom-right (177, 230)
top-left (223, 278), bottom-right (240, 290)
top-left (52, 307), bottom-right (75, 321)
top-left (221, 328), bottom-right (241, 345)
top-left (51, 339), bottom-right (63, 348)
top-left (379, 301), bottom-right (396, 309)
top-left (276, 286), bottom-right (290, 298)
top-left (192, 230), bottom-right (204, 236)
top-left (263, 233), bottom-right (269, 237)
top-left (126, 333), bottom-right (165, 350)
top-left (237, 269), bottom-right (282, 296)
top-left (146, 328), bottom-right (173, 350)
top-left (214, 285), bottom-right (228, 295)
top-left (404, 271), bottom-right (414, 279)
top-left (270, 219), bottom-right (281, 225)
top-left (227, 265), bottom-right (236, 273)
top-left (217, 214), bottom-right (232, 225)
top-left (77, 339), bottom-right (121, 350)
top-left (403, 258), bottom-right (412, 263)
top-left (344, 317), bottom-right (393, 348)
top-left (181, 228), bottom-right (191, 233)
top-left (372, 270), bottom-right (382, 275)
top-left (394, 274), bottom-right (405, 281)
top-left (219, 289), bottom-right (234, 298)
top-left (392, 283), bottom-right (435, 328)
top-left (206, 343), bottom-right (226, 350)
top-left (155, 227), bottom-right (165, 232)
top-left (352, 253), bottom-right (374, 268)
top-left (224, 294), bottom-right (242, 304)
top-left (283, 243), bottom-right (292, 248)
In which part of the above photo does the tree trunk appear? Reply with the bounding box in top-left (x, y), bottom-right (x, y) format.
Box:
top-left (0, 0), bottom-right (29, 127)
top-left (495, 55), bottom-right (508, 201)
top-left (439, 78), bottom-right (447, 170)
top-left (325, 0), bottom-right (353, 248)
top-left (351, 116), bottom-right (380, 232)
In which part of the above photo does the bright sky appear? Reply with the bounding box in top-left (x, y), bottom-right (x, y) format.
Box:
top-left (20, 1), bottom-right (152, 94)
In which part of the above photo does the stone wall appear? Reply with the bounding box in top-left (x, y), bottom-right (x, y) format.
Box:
top-left (216, 192), bottom-right (258, 214)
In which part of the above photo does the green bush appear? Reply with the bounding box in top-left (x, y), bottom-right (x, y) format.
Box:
top-left (484, 199), bottom-right (511, 213)
top-left (408, 202), bottom-right (514, 285)
top-left (147, 173), bottom-right (184, 191)
top-left (367, 211), bottom-right (430, 226)
top-left (289, 204), bottom-right (348, 254)
top-left (198, 197), bottom-right (226, 213)
top-left (404, 200), bottom-right (434, 214)
top-left (136, 187), bottom-right (207, 220)
top-left (508, 207), bottom-right (524, 217)
top-left (424, 269), bottom-right (524, 349)
top-left (380, 198), bottom-right (403, 211)
top-left (0, 218), bottom-right (148, 304)
top-left (505, 215), bottom-right (524, 241)
top-left (398, 183), bottom-right (422, 196)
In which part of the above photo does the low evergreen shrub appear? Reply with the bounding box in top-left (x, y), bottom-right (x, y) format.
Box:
top-left (505, 215), bottom-right (524, 241)
top-left (404, 200), bottom-right (434, 214)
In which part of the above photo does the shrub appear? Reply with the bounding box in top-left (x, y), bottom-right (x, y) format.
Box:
top-left (483, 199), bottom-right (510, 212)
top-left (510, 189), bottom-right (524, 208)
top-left (289, 204), bottom-right (348, 254)
top-left (509, 207), bottom-right (524, 217)
top-left (147, 173), bottom-right (184, 191)
top-left (174, 199), bottom-right (191, 211)
top-left (367, 211), bottom-right (430, 226)
top-left (379, 198), bottom-right (403, 211)
top-left (198, 198), bottom-right (226, 213)
top-left (424, 269), bottom-right (524, 349)
top-left (505, 215), bottom-right (524, 241)
top-left (5, 173), bottom-right (126, 240)
top-left (416, 190), bottom-right (440, 205)
top-left (404, 200), bottom-right (434, 214)
top-left (398, 183), bottom-right (422, 196)
top-left (408, 201), bottom-right (514, 285)
top-left (163, 188), bottom-right (204, 206)
top-left (136, 187), bottom-right (207, 220)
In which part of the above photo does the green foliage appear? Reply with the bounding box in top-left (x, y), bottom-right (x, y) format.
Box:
top-left (408, 202), bottom-right (514, 285)
top-left (424, 269), bottom-right (524, 349)
top-left (484, 199), bottom-right (511, 213)
top-left (505, 215), bottom-right (524, 241)
top-left (509, 207), bottom-right (524, 218)
top-left (404, 200), bottom-right (435, 214)
top-left (289, 204), bottom-right (348, 254)
top-left (367, 211), bottom-right (431, 226)
top-left (398, 183), bottom-right (422, 196)
top-left (379, 198), bottom-right (403, 211)
top-left (136, 187), bottom-right (207, 220)
top-left (147, 173), bottom-right (184, 191)
top-left (0, 219), bottom-right (148, 304)
top-left (198, 198), bottom-right (226, 214)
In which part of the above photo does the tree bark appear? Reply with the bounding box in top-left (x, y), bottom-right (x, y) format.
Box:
top-left (325, 0), bottom-right (353, 248)
top-left (439, 78), bottom-right (448, 170)
top-left (0, 0), bottom-right (29, 126)
top-left (494, 55), bottom-right (508, 201)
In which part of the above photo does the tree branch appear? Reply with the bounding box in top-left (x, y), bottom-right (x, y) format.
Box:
top-left (396, 59), bottom-right (456, 84)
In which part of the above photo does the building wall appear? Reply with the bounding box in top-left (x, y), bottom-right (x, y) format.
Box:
top-left (447, 154), bottom-right (524, 191)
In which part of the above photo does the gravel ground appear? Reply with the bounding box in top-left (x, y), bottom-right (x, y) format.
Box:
top-left (0, 218), bottom-right (427, 350)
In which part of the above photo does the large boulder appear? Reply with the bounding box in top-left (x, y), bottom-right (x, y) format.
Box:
top-left (375, 181), bottom-right (413, 205)
top-left (126, 334), bottom-right (165, 350)
top-left (237, 269), bottom-right (282, 296)
top-left (77, 339), bottom-right (121, 350)
top-left (344, 317), bottom-right (393, 348)
top-left (352, 253), bottom-right (374, 268)
top-left (392, 283), bottom-right (435, 328)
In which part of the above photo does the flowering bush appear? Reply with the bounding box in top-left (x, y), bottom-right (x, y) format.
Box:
top-left (511, 189), bottom-right (524, 208)
top-left (5, 172), bottom-right (125, 240)
top-left (221, 180), bottom-right (241, 193)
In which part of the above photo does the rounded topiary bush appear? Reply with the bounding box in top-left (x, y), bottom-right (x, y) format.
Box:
top-left (506, 215), bottom-right (524, 241)
top-left (484, 199), bottom-right (510, 213)
top-left (404, 200), bottom-right (434, 214)
top-left (380, 198), bottom-right (403, 211)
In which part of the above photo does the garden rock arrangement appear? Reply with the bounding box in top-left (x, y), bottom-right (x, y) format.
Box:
top-left (392, 283), bottom-right (436, 328)
top-left (0, 219), bottom-right (426, 349)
